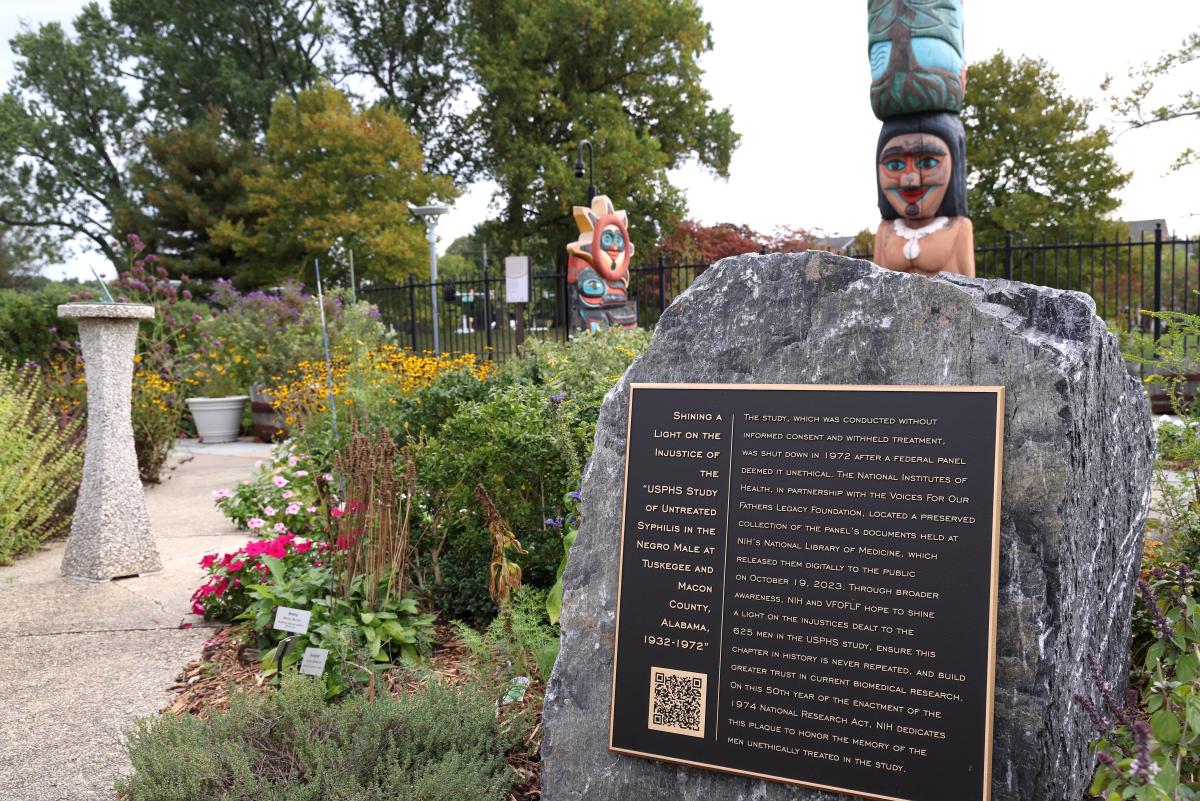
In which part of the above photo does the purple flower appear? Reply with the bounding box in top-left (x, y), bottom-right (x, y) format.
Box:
top-left (550, 391), bottom-right (568, 404)
top-left (1087, 651), bottom-right (1127, 726)
top-left (182, 289), bottom-right (193, 301)
top-left (1073, 693), bottom-right (1108, 734)
top-left (569, 490), bottom-right (582, 501)
top-left (1138, 579), bottom-right (1175, 639)
top-left (1130, 720), bottom-right (1156, 783)
top-left (544, 517), bottom-right (564, 528)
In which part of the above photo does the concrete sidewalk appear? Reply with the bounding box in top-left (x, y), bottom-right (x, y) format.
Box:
top-left (0, 449), bottom-right (262, 800)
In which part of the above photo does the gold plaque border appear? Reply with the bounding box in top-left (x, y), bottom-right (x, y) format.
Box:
top-left (607, 383), bottom-right (1006, 801)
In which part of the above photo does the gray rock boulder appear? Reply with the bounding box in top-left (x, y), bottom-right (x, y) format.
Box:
top-left (541, 251), bottom-right (1153, 801)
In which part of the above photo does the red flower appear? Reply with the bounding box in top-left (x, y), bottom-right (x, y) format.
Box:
top-left (199, 554), bottom-right (217, 569)
top-left (192, 601), bottom-right (205, 615)
top-left (227, 559), bottom-right (244, 572)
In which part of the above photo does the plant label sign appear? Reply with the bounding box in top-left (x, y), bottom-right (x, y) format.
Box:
top-left (273, 606), bottom-right (311, 634)
top-left (299, 647), bottom-right (329, 676)
top-left (609, 384), bottom-right (1005, 801)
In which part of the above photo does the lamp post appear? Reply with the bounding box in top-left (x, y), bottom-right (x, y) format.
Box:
top-left (574, 140), bottom-right (596, 205)
top-left (412, 203), bottom-right (450, 354)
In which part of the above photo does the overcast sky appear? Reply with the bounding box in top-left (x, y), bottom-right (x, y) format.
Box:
top-left (3, 1), bottom-right (1199, 280)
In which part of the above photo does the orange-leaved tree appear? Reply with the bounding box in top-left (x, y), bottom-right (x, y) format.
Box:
top-left (213, 82), bottom-right (456, 288)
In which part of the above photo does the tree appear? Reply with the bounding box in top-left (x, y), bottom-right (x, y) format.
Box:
top-left (118, 110), bottom-right (262, 282)
top-left (212, 83), bottom-right (455, 287)
top-left (0, 3), bottom-right (138, 266)
top-left (657, 220), bottom-right (814, 263)
top-left (0, 225), bottom-right (52, 288)
top-left (330, 0), bottom-right (473, 182)
top-left (1106, 29), bottom-right (1200, 172)
top-left (964, 53), bottom-right (1129, 244)
top-left (111, 0), bottom-right (327, 140)
top-left (659, 220), bottom-right (761, 263)
top-left (460, 0), bottom-right (738, 266)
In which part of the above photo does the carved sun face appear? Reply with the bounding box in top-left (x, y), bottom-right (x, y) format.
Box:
top-left (600, 225), bottom-right (625, 259)
top-left (878, 133), bottom-right (953, 221)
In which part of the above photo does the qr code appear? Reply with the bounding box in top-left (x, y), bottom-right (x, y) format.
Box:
top-left (647, 666), bottom-right (707, 738)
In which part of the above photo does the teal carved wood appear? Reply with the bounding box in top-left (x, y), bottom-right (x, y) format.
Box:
top-left (867, 0), bottom-right (964, 119)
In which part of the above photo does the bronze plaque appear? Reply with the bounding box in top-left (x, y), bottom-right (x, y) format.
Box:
top-left (609, 384), bottom-right (1004, 801)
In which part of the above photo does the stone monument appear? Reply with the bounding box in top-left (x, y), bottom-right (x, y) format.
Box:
top-left (58, 302), bottom-right (162, 581)
top-left (869, 0), bottom-right (975, 276)
top-left (541, 252), bottom-right (1153, 801)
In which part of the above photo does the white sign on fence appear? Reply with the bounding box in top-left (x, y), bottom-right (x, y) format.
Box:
top-left (505, 256), bottom-right (530, 304)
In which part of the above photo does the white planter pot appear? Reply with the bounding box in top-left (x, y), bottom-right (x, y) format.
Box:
top-left (186, 395), bottom-right (249, 443)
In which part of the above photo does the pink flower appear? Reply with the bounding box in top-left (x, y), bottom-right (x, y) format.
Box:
top-left (244, 540), bottom-right (265, 557)
top-left (281, 490), bottom-right (295, 499)
top-left (199, 554), bottom-right (217, 569)
top-left (285, 503), bottom-right (300, 515)
top-left (263, 505), bottom-right (277, 516)
top-left (227, 560), bottom-right (244, 572)
top-left (322, 473), bottom-right (334, 482)
top-left (247, 517), bottom-right (265, 530)
top-left (294, 540), bottom-right (313, 554)
top-left (307, 506), bottom-right (317, 513)
top-left (212, 488), bottom-right (232, 500)
top-left (273, 475), bottom-right (288, 488)
top-left (294, 470), bottom-right (309, 477)
top-left (264, 541), bottom-right (286, 559)
top-left (288, 455), bottom-right (299, 467)
top-left (273, 522), bottom-right (287, 533)
top-left (192, 601), bottom-right (205, 615)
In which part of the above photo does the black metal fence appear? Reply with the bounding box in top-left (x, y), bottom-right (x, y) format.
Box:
top-left (361, 226), bottom-right (1199, 359)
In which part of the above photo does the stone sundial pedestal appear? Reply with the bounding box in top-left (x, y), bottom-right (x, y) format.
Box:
top-left (58, 303), bottom-right (162, 581)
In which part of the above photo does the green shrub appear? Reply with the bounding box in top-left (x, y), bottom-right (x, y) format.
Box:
top-left (501, 327), bottom-right (651, 411)
top-left (1083, 563), bottom-right (1200, 799)
top-left (119, 673), bottom-right (520, 801)
top-left (411, 329), bottom-right (648, 623)
top-left (417, 382), bottom-right (587, 623)
top-left (0, 362), bottom-right (83, 563)
top-left (0, 283), bottom-right (78, 366)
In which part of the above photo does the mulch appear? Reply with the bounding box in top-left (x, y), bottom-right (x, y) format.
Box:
top-left (162, 623), bottom-right (543, 800)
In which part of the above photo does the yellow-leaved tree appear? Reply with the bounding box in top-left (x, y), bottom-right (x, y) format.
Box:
top-left (214, 82), bottom-right (456, 287)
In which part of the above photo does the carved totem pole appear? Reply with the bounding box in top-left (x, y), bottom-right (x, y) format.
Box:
top-left (565, 195), bottom-right (638, 331)
top-left (869, 0), bottom-right (975, 276)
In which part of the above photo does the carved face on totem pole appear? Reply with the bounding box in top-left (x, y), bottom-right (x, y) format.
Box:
top-left (878, 132), bottom-right (952, 223)
top-left (565, 195), bottom-right (638, 330)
